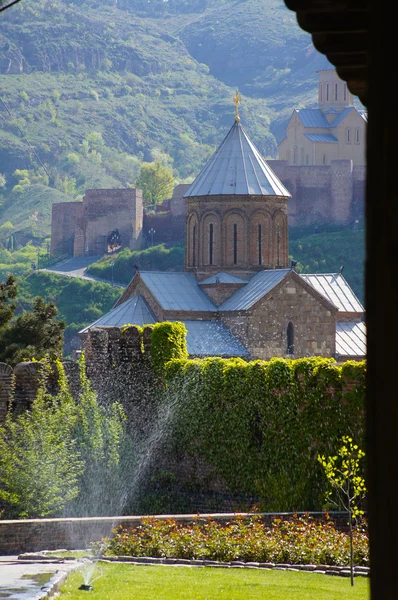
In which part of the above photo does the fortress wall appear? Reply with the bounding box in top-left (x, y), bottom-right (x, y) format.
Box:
top-left (267, 160), bottom-right (365, 225)
top-left (50, 202), bottom-right (79, 257)
top-left (83, 189), bottom-right (143, 256)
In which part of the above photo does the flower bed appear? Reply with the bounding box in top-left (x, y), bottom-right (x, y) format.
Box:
top-left (100, 513), bottom-right (369, 567)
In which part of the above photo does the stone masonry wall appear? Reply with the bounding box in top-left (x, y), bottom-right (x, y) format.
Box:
top-left (50, 202), bottom-right (79, 257)
top-left (269, 159), bottom-right (365, 226)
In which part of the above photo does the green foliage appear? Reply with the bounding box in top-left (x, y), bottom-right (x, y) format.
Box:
top-left (318, 437), bottom-right (366, 520)
top-left (162, 355), bottom-right (366, 510)
top-left (0, 274), bottom-right (17, 328)
top-left (151, 322), bottom-right (188, 375)
top-left (87, 244), bottom-right (185, 283)
top-left (0, 359), bottom-right (83, 518)
top-left (135, 161), bottom-right (174, 206)
top-left (0, 356), bottom-right (128, 518)
top-left (0, 276), bottom-right (65, 366)
top-left (103, 514), bottom-right (369, 566)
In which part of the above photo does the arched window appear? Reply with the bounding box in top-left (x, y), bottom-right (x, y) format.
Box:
top-left (326, 83), bottom-right (329, 101)
top-left (293, 146), bottom-right (298, 165)
top-left (322, 154), bottom-right (327, 165)
top-left (209, 223), bottom-right (214, 265)
top-left (355, 128), bottom-right (360, 144)
top-left (346, 128), bottom-right (351, 144)
top-left (258, 223), bottom-right (262, 265)
top-left (335, 83), bottom-right (338, 101)
top-left (287, 322), bottom-right (294, 355)
top-left (344, 83), bottom-right (347, 101)
top-left (192, 225), bottom-right (196, 267)
top-left (319, 84), bottom-right (323, 102)
top-left (233, 223), bottom-right (238, 265)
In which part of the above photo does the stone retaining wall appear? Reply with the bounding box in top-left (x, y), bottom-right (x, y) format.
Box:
top-left (0, 512), bottom-right (350, 555)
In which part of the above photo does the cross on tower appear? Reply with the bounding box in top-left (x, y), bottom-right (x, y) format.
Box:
top-left (234, 90), bottom-right (242, 122)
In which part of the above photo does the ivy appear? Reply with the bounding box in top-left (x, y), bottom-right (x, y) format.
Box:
top-left (162, 350), bottom-right (366, 511)
top-left (151, 322), bottom-right (188, 376)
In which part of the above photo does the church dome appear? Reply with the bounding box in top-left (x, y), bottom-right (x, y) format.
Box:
top-left (184, 120), bottom-right (291, 198)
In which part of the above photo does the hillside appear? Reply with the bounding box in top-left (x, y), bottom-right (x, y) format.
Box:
top-left (0, 0), bottom-right (327, 244)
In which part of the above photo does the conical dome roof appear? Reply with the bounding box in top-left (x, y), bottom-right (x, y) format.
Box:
top-left (184, 121), bottom-right (291, 198)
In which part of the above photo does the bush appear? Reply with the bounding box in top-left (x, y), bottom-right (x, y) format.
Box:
top-left (102, 513), bottom-right (369, 566)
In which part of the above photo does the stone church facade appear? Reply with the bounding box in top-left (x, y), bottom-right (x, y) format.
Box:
top-left (80, 111), bottom-right (366, 362)
top-left (270, 59), bottom-right (367, 225)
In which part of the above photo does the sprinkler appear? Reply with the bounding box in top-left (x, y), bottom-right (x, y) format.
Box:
top-left (78, 584), bottom-right (93, 591)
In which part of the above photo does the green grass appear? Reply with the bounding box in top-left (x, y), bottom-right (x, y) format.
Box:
top-left (59, 562), bottom-right (369, 600)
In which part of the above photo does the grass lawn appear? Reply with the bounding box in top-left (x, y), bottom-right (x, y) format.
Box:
top-left (58, 562), bottom-right (370, 600)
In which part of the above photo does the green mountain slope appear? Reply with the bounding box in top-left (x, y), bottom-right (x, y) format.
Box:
top-left (0, 0), bottom-right (328, 244)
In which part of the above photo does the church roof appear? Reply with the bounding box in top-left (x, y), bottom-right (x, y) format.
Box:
top-left (79, 295), bottom-right (156, 334)
top-left (199, 272), bottom-right (247, 284)
top-left (140, 272), bottom-right (216, 311)
top-left (300, 273), bottom-right (364, 313)
top-left (219, 269), bottom-right (290, 311)
top-left (177, 320), bottom-right (249, 357)
top-left (335, 321), bottom-right (366, 358)
top-left (297, 109), bottom-right (330, 128)
top-left (184, 121), bottom-right (291, 198)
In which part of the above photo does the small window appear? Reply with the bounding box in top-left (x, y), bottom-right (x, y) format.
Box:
top-left (335, 83), bottom-right (338, 101)
top-left (355, 128), bottom-right (360, 144)
top-left (192, 225), bottom-right (196, 267)
top-left (306, 154), bottom-right (310, 165)
top-left (209, 223), bottom-right (214, 265)
top-left (320, 84), bottom-right (323, 102)
top-left (344, 83), bottom-right (347, 101)
top-left (287, 322), bottom-right (294, 355)
top-left (233, 223), bottom-right (238, 265)
top-left (258, 224), bottom-right (262, 266)
top-left (326, 83), bottom-right (329, 101)
top-left (322, 154), bottom-right (327, 165)
top-left (293, 146), bottom-right (298, 165)
top-left (346, 128), bottom-right (352, 144)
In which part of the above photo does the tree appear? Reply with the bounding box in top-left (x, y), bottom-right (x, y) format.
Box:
top-left (0, 357), bottom-right (128, 518)
top-left (0, 360), bottom-right (83, 518)
top-left (318, 436), bottom-right (367, 586)
top-left (135, 161), bottom-right (174, 207)
top-left (0, 277), bottom-right (65, 366)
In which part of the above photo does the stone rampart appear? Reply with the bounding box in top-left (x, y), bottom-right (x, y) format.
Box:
top-left (268, 159), bottom-right (365, 225)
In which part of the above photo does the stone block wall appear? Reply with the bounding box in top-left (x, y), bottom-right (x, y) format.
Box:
top-left (268, 159), bottom-right (366, 225)
top-left (50, 202), bottom-right (79, 257)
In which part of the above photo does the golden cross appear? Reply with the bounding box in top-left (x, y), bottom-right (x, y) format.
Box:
top-left (234, 90), bottom-right (242, 122)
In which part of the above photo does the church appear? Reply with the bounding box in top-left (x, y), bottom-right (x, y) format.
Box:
top-left (80, 94), bottom-right (366, 362)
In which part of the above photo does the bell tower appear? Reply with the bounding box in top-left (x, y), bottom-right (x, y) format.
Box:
top-left (184, 92), bottom-right (291, 280)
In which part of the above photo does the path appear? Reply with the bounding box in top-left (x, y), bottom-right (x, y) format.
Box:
top-left (42, 256), bottom-right (125, 288)
top-left (0, 555), bottom-right (82, 599)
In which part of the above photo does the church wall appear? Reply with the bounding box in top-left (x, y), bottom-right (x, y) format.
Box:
top-left (220, 276), bottom-right (336, 361)
top-left (185, 195), bottom-right (289, 276)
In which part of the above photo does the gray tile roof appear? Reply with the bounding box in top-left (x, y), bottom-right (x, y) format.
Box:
top-left (336, 321), bottom-right (366, 358)
top-left (304, 133), bottom-right (338, 143)
top-left (300, 273), bottom-right (364, 313)
top-left (178, 320), bottom-right (249, 357)
top-left (140, 272), bottom-right (216, 311)
top-left (200, 272), bottom-right (247, 284)
top-left (219, 269), bottom-right (290, 311)
top-left (297, 109), bottom-right (330, 128)
top-left (79, 295), bottom-right (156, 334)
top-left (184, 121), bottom-right (291, 198)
